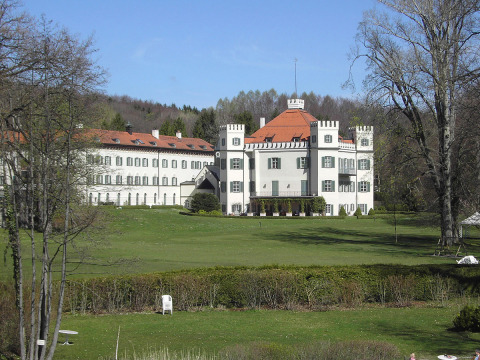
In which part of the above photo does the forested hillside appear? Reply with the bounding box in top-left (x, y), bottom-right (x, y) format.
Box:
top-left (97, 90), bottom-right (376, 139)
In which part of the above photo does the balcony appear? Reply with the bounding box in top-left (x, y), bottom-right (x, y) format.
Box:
top-left (338, 167), bottom-right (356, 175)
top-left (251, 191), bottom-right (313, 197)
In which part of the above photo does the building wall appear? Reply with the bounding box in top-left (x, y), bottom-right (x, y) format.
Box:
top-left (86, 147), bottom-right (214, 207)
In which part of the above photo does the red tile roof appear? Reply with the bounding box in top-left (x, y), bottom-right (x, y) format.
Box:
top-left (245, 109), bottom-right (318, 144)
top-left (87, 129), bottom-right (214, 152)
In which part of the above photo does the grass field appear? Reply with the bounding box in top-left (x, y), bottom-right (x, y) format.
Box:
top-left (4, 208), bottom-right (480, 360)
top-left (62, 208), bottom-right (474, 279)
top-left (54, 305), bottom-right (480, 360)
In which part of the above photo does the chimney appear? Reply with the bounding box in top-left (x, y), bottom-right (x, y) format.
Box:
top-left (176, 131), bottom-right (182, 139)
top-left (152, 129), bottom-right (159, 139)
top-left (126, 122), bottom-right (133, 135)
top-left (260, 117), bottom-right (265, 128)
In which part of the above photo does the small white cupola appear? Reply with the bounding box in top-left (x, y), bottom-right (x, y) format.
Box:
top-left (287, 99), bottom-right (304, 109)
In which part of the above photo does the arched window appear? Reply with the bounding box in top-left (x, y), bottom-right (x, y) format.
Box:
top-left (128, 193), bottom-right (131, 206)
top-left (163, 193), bottom-right (166, 205)
top-left (185, 200), bottom-right (190, 208)
top-left (117, 193), bottom-right (121, 206)
top-left (144, 193), bottom-right (147, 205)
top-left (106, 193), bottom-right (110, 203)
top-left (173, 193), bottom-right (176, 205)
top-left (136, 193), bottom-right (139, 205)
top-left (89, 193), bottom-right (93, 205)
top-left (154, 193), bottom-right (157, 204)
top-left (97, 193), bottom-right (101, 204)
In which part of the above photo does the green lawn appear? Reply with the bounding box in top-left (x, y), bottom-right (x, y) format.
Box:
top-left (60, 208), bottom-right (470, 279)
top-left (54, 305), bottom-right (480, 360)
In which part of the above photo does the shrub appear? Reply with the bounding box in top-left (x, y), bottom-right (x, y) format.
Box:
top-left (339, 206), bottom-right (347, 217)
top-left (453, 305), bottom-right (480, 332)
top-left (190, 193), bottom-right (220, 213)
top-left (310, 196), bottom-right (326, 213)
top-left (368, 208), bottom-right (376, 216)
top-left (354, 207), bottom-right (362, 217)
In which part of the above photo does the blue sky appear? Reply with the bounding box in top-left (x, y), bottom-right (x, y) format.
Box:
top-left (22, 0), bottom-right (378, 109)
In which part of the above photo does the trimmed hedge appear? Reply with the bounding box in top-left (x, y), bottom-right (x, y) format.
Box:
top-left (63, 264), bottom-right (480, 314)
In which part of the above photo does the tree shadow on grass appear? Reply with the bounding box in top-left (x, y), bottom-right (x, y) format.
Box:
top-left (367, 318), bottom-right (477, 357)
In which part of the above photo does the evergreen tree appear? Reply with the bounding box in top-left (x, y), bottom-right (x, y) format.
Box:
top-left (234, 111), bottom-right (258, 135)
top-left (110, 113), bottom-right (126, 131)
top-left (193, 109), bottom-right (218, 144)
top-left (159, 118), bottom-right (174, 136)
top-left (172, 117), bottom-right (187, 136)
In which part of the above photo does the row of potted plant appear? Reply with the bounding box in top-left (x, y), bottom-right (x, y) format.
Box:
top-left (247, 196), bottom-right (327, 216)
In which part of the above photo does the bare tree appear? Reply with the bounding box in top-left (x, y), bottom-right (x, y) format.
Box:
top-left (350, 0), bottom-right (480, 246)
top-left (1, 5), bottom-right (105, 359)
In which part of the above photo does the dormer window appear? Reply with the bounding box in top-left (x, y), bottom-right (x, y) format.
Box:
top-left (112, 138), bottom-right (120, 144)
top-left (150, 141), bottom-right (157, 146)
top-left (292, 137), bottom-right (300, 143)
top-left (187, 144), bottom-right (195, 149)
top-left (199, 145), bottom-right (207, 150)
top-left (137, 139), bottom-right (144, 144)
top-left (132, 140), bottom-right (139, 145)
top-left (168, 143), bottom-right (176, 148)
top-left (265, 137), bottom-right (273, 143)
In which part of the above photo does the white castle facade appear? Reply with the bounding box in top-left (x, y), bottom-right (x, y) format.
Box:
top-left (216, 99), bottom-right (374, 216)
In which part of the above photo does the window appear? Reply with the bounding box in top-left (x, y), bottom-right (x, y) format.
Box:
top-left (162, 159), bottom-right (168, 168)
top-left (136, 193), bottom-right (139, 205)
top-left (162, 177), bottom-right (168, 186)
top-left (128, 193), bottom-right (131, 205)
top-left (272, 180), bottom-right (279, 196)
top-left (232, 137), bottom-right (241, 145)
top-left (324, 135), bottom-right (332, 143)
top-left (96, 175), bottom-right (103, 184)
top-left (142, 176), bottom-right (148, 185)
top-left (127, 157), bottom-right (133, 166)
top-left (117, 193), bottom-right (121, 206)
top-left (311, 135), bottom-right (316, 143)
top-left (153, 158), bottom-right (159, 167)
top-left (0, 176), bottom-right (4, 185)
top-left (182, 160), bottom-right (187, 169)
top-left (105, 175), bottom-right (112, 184)
top-left (359, 181), bottom-right (370, 192)
top-left (301, 180), bottom-right (308, 196)
top-left (359, 204), bottom-right (367, 214)
top-left (361, 138), bottom-right (369, 146)
top-left (116, 156), bottom-right (123, 166)
top-left (172, 160), bottom-right (177, 168)
top-left (221, 138), bottom-right (226, 146)
top-left (105, 156), bottom-right (111, 165)
top-left (268, 157), bottom-right (281, 169)
top-left (144, 193), bottom-right (147, 205)
top-left (322, 156), bottom-right (335, 168)
top-left (154, 193), bottom-right (157, 204)
top-left (196, 161), bottom-right (201, 169)
top-left (297, 157), bottom-right (308, 169)
top-left (95, 155), bottom-right (103, 165)
top-left (221, 181), bottom-right (226, 193)
top-left (358, 159), bottom-right (370, 170)
top-left (135, 157), bottom-right (141, 167)
top-left (153, 176), bottom-right (159, 185)
top-left (127, 176), bottom-right (133, 185)
top-left (142, 158), bottom-right (148, 167)
top-left (135, 176), bottom-right (141, 185)
top-left (232, 204), bottom-right (242, 213)
top-left (322, 180), bottom-right (335, 192)
top-left (172, 177), bottom-right (177, 186)
top-left (106, 193), bottom-right (110, 202)
top-left (116, 175), bottom-right (122, 185)
top-left (231, 158), bottom-right (243, 169)
top-left (203, 161), bottom-right (208, 167)
top-left (86, 154), bottom-right (94, 164)
top-left (292, 137), bottom-right (300, 143)
top-left (325, 204), bottom-right (334, 215)
top-left (191, 161), bottom-right (195, 169)
top-left (97, 193), bottom-right (101, 204)
top-left (163, 193), bottom-right (166, 205)
top-left (220, 159), bottom-right (226, 170)
top-left (230, 181), bottom-right (243, 193)
top-left (265, 137), bottom-right (273, 143)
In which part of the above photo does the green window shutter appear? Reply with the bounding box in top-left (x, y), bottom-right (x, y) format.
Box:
top-left (331, 157), bottom-right (335, 168)
top-left (332, 180), bottom-right (335, 192)
top-left (297, 157), bottom-right (300, 169)
top-left (230, 158), bottom-right (233, 169)
top-left (358, 182), bottom-right (361, 191)
top-left (268, 158), bottom-right (271, 169)
top-left (322, 157), bottom-right (325, 168)
top-left (322, 180), bottom-right (325, 192)
top-left (358, 160), bottom-right (361, 169)
top-left (240, 159), bottom-right (244, 169)
top-left (278, 158), bottom-right (281, 169)
top-left (240, 182), bottom-right (244, 192)
top-left (367, 160), bottom-right (370, 170)
top-left (331, 205), bottom-right (334, 215)
top-left (230, 182), bottom-right (233, 192)
top-left (367, 182), bottom-right (371, 192)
